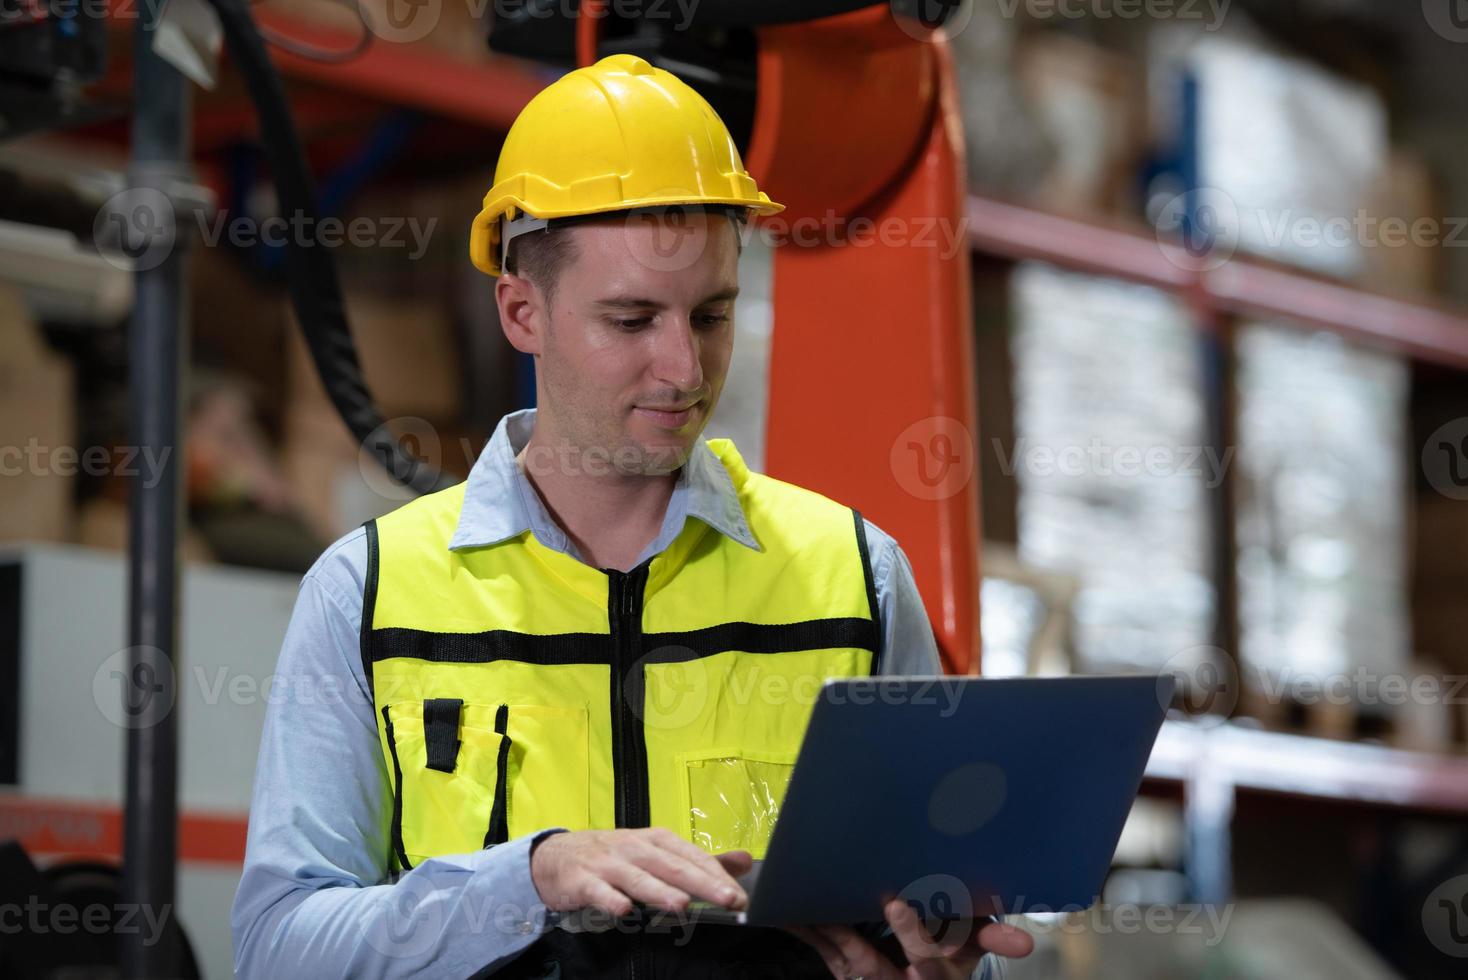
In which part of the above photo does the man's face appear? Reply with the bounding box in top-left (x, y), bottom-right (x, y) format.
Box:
top-left (532, 210), bottom-right (740, 475)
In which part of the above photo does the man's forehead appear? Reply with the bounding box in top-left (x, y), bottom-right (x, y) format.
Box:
top-left (572, 210), bottom-right (742, 245)
top-left (562, 213), bottom-right (741, 298)
top-left (592, 285), bottom-right (740, 310)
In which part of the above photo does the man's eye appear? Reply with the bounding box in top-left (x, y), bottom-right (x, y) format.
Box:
top-left (694, 314), bottom-right (731, 328)
top-left (613, 317), bottom-right (652, 330)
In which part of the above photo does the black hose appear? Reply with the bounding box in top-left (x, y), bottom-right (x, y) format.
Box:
top-left (203, 0), bottom-right (452, 495)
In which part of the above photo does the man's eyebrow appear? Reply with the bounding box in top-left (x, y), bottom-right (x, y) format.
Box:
top-left (592, 287), bottom-right (740, 310)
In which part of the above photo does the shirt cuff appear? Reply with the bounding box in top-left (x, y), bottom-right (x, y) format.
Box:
top-left (469, 828), bottom-right (567, 924)
top-left (434, 826), bottom-right (571, 974)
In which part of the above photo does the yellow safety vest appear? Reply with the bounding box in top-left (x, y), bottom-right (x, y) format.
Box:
top-left (362, 438), bottom-right (882, 873)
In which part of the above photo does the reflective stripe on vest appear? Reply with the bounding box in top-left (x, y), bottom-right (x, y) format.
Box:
top-left (362, 438), bottom-right (881, 871)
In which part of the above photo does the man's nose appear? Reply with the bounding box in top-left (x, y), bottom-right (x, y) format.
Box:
top-left (651, 317), bottom-right (704, 393)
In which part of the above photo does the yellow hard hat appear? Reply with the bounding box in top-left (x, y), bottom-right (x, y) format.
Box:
top-left (470, 53), bottom-right (784, 277)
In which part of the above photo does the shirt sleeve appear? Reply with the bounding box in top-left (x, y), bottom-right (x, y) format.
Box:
top-left (230, 532), bottom-right (558, 980)
top-left (861, 519), bottom-right (944, 676)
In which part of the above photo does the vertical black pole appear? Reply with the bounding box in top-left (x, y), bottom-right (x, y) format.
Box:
top-left (122, 9), bottom-right (190, 979)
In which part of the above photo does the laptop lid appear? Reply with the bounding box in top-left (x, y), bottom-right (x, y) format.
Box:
top-left (743, 674), bottom-right (1173, 926)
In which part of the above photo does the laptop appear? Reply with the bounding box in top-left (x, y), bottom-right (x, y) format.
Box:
top-left (660, 674), bottom-right (1173, 928)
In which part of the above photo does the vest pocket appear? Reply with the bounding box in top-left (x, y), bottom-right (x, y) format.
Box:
top-left (383, 700), bottom-right (593, 868)
top-left (678, 748), bottom-right (797, 859)
top-left (503, 704), bottom-right (592, 839)
top-left (383, 700), bottom-right (510, 867)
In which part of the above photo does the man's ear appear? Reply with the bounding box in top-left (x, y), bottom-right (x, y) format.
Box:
top-left (496, 272), bottom-right (545, 356)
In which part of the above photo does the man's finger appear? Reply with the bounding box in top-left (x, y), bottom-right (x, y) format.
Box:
top-left (651, 830), bottom-right (750, 898)
top-left (976, 920), bottom-right (1035, 959)
top-left (884, 900), bottom-right (983, 979)
top-left (884, 899), bottom-right (947, 962)
top-left (714, 849), bottom-right (754, 877)
top-left (581, 877), bottom-right (635, 919)
top-left (628, 839), bottom-right (745, 909)
top-left (811, 924), bottom-right (904, 980)
top-left (645, 833), bottom-right (751, 909)
top-left (602, 857), bottom-right (690, 911)
top-left (783, 925), bottom-right (853, 980)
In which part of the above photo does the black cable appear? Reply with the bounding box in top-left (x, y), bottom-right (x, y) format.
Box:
top-left (203, 0), bottom-right (451, 495)
top-left (252, 0), bottom-right (374, 64)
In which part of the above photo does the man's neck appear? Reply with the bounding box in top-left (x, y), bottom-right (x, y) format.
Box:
top-left (516, 425), bottom-right (680, 573)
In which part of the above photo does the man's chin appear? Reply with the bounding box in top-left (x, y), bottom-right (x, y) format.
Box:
top-left (621, 432), bottom-right (699, 476)
top-left (635, 441), bottom-right (696, 475)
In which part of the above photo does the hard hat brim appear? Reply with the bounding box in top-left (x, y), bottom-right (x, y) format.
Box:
top-left (470, 192), bottom-right (784, 277)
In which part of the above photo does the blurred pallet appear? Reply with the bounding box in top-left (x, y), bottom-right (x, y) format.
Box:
top-left (1237, 661), bottom-right (1464, 755)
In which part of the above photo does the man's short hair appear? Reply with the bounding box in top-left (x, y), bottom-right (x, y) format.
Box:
top-left (505, 204), bottom-right (747, 305)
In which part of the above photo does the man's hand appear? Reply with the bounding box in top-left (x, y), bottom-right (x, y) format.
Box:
top-left (529, 828), bottom-right (752, 917)
top-left (788, 899), bottom-right (1035, 979)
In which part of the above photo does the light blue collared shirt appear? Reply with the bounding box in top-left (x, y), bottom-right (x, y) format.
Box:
top-left (231, 408), bottom-right (942, 979)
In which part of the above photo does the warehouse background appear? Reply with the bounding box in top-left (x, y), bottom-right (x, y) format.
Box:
top-left (3, 1), bottom-right (1468, 978)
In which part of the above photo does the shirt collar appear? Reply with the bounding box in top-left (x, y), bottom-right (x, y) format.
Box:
top-left (448, 407), bottom-right (760, 561)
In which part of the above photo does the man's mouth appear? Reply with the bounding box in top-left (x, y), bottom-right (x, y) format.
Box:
top-left (634, 401), bottom-right (700, 429)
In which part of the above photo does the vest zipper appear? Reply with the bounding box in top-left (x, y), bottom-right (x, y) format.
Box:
top-left (605, 561), bottom-right (652, 830)
top-left (605, 560), bottom-right (652, 980)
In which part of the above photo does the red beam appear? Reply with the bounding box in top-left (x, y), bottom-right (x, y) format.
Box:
top-left (967, 194), bottom-right (1468, 369)
top-left (966, 195), bottom-right (1193, 290)
top-left (1208, 261), bottom-right (1468, 371)
top-left (0, 793), bottom-right (247, 866)
top-left (253, 11), bottom-right (545, 133)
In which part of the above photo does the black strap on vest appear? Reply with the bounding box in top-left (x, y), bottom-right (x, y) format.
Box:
top-left (379, 704), bottom-right (412, 871)
top-left (422, 698), bottom-right (463, 773)
top-left (360, 519), bottom-right (380, 698)
top-left (852, 509), bottom-right (883, 675)
top-left (484, 704), bottom-right (512, 848)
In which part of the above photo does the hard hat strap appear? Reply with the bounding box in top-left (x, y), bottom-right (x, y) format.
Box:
top-left (500, 204), bottom-right (751, 272)
top-left (500, 214), bottom-right (551, 272)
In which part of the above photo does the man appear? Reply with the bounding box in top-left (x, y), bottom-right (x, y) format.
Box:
top-left (232, 54), bottom-right (1033, 979)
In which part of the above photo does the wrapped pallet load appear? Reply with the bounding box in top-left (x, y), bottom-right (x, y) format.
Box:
top-left (1234, 323), bottom-right (1410, 731)
top-left (1009, 262), bottom-right (1216, 675)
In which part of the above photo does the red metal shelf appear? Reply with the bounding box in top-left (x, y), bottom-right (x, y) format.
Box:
top-left (967, 194), bottom-right (1468, 370)
top-left (250, 10), bottom-right (548, 133)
